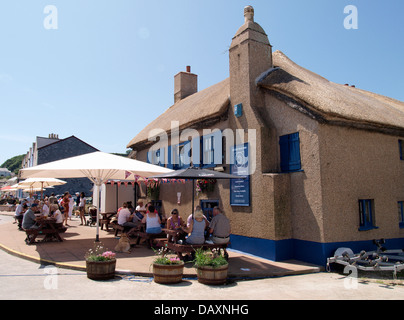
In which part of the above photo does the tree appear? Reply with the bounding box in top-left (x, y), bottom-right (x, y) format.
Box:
top-left (1, 154), bottom-right (25, 175)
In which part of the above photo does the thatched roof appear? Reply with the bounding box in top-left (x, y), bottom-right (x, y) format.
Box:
top-left (128, 50), bottom-right (404, 149)
top-left (258, 50), bottom-right (404, 134)
top-left (127, 78), bottom-right (230, 149)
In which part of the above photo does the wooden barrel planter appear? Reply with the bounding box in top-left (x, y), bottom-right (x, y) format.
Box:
top-left (152, 262), bottom-right (184, 284)
top-left (196, 264), bottom-right (228, 285)
top-left (86, 259), bottom-right (116, 280)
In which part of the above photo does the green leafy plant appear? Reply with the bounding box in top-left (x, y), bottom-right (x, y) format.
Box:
top-left (193, 248), bottom-right (228, 268)
top-left (147, 180), bottom-right (160, 200)
top-left (85, 242), bottom-right (116, 262)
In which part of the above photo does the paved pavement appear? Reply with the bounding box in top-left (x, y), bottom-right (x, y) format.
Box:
top-left (0, 212), bottom-right (321, 279)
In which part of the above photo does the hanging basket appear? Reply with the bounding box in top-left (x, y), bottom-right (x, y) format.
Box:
top-left (152, 262), bottom-right (184, 284)
top-left (86, 259), bottom-right (116, 280)
top-left (196, 264), bottom-right (228, 285)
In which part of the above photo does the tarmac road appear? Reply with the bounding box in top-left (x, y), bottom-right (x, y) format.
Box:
top-left (0, 241), bottom-right (403, 301)
top-left (0, 214), bottom-right (403, 301)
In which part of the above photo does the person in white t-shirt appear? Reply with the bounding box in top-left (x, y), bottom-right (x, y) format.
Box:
top-left (41, 201), bottom-right (50, 217)
top-left (51, 204), bottom-right (64, 226)
top-left (78, 192), bottom-right (86, 225)
top-left (117, 202), bottom-right (140, 236)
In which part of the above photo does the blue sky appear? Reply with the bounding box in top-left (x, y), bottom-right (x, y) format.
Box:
top-left (0, 0), bottom-right (403, 166)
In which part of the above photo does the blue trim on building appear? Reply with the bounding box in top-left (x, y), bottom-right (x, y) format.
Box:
top-left (229, 234), bottom-right (404, 266)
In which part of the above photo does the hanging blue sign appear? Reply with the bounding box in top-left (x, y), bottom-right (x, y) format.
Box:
top-left (230, 143), bottom-right (250, 206)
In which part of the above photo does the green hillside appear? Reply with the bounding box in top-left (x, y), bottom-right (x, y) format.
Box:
top-left (1, 154), bottom-right (24, 175)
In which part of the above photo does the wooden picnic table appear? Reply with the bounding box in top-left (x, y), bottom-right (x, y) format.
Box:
top-left (100, 212), bottom-right (117, 231)
top-left (162, 228), bottom-right (186, 243)
top-left (25, 217), bottom-right (64, 244)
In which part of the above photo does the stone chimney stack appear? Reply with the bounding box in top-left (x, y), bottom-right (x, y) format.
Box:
top-left (228, 6), bottom-right (274, 173)
top-left (174, 66), bottom-right (198, 103)
top-left (229, 5), bottom-right (272, 108)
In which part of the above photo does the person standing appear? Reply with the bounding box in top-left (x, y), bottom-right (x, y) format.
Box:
top-left (48, 193), bottom-right (58, 205)
top-left (61, 192), bottom-right (70, 226)
top-left (78, 192), bottom-right (86, 225)
top-left (68, 193), bottom-right (74, 221)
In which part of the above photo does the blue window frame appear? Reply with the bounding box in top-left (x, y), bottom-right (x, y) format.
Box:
top-left (168, 142), bottom-right (191, 170)
top-left (279, 132), bottom-right (301, 172)
top-left (398, 201), bottom-right (404, 229)
top-left (202, 135), bottom-right (215, 168)
top-left (201, 131), bottom-right (222, 168)
top-left (399, 140), bottom-right (403, 160)
top-left (359, 199), bottom-right (377, 231)
top-left (147, 148), bottom-right (165, 167)
top-left (200, 199), bottom-right (219, 222)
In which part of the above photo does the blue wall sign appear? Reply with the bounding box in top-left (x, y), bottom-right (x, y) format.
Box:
top-left (230, 143), bottom-right (250, 206)
top-left (234, 103), bottom-right (243, 118)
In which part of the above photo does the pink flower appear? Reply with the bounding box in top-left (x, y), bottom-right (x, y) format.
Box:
top-left (102, 251), bottom-right (116, 259)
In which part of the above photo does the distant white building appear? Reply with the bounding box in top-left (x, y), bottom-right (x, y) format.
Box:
top-left (0, 168), bottom-right (12, 177)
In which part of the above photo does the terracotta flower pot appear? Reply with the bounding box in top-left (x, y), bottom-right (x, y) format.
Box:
top-left (153, 261), bottom-right (185, 284)
top-left (196, 264), bottom-right (228, 285)
top-left (86, 259), bottom-right (116, 280)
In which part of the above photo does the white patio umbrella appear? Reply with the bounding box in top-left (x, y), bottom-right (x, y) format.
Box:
top-left (20, 151), bottom-right (174, 241)
top-left (18, 177), bottom-right (67, 199)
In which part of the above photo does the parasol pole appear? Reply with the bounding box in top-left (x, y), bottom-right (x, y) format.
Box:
top-left (96, 181), bottom-right (102, 242)
top-left (192, 179), bottom-right (195, 218)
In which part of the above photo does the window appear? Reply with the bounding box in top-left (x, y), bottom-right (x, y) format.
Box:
top-left (358, 199), bottom-right (377, 231)
top-left (202, 135), bottom-right (214, 167)
top-left (200, 199), bottom-right (219, 222)
top-left (399, 140), bottom-right (403, 160)
top-left (279, 132), bottom-right (301, 172)
top-left (147, 148), bottom-right (165, 167)
top-left (201, 131), bottom-right (222, 168)
top-left (168, 142), bottom-right (191, 170)
top-left (398, 201), bottom-right (404, 229)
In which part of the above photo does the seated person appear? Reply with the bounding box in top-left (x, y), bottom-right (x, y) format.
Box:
top-left (166, 208), bottom-right (185, 242)
top-left (40, 200), bottom-right (50, 217)
top-left (22, 203), bottom-right (40, 230)
top-left (141, 205), bottom-right (162, 234)
top-left (51, 204), bottom-right (64, 227)
top-left (208, 206), bottom-right (231, 244)
top-left (117, 202), bottom-right (140, 236)
top-left (135, 199), bottom-right (146, 220)
top-left (127, 201), bottom-right (135, 214)
top-left (15, 201), bottom-right (27, 230)
top-left (186, 205), bottom-right (208, 227)
top-left (181, 209), bottom-right (209, 245)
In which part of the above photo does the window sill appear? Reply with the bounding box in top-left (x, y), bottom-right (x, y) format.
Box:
top-left (358, 226), bottom-right (379, 232)
top-left (280, 169), bottom-right (304, 174)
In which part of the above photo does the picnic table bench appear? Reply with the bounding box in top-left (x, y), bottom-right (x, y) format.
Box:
top-left (111, 223), bottom-right (135, 237)
top-left (132, 224), bottom-right (166, 248)
top-left (24, 218), bottom-right (66, 245)
top-left (100, 212), bottom-right (117, 231)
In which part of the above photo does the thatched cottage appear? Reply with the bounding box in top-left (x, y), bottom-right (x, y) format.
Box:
top-left (127, 6), bottom-right (404, 265)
